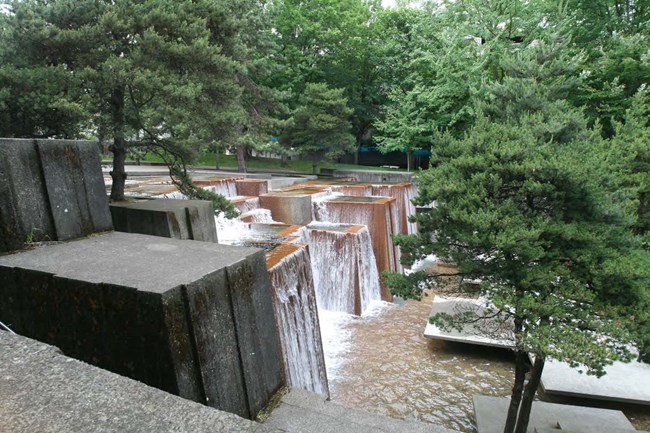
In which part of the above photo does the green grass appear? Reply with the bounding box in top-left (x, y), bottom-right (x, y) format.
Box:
top-left (134, 152), bottom-right (409, 174)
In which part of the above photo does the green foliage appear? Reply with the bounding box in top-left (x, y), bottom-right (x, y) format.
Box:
top-left (167, 159), bottom-right (239, 219)
top-left (389, 34), bottom-right (650, 432)
top-left (280, 83), bottom-right (355, 172)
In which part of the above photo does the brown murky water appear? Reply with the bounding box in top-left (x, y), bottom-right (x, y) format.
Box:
top-left (327, 297), bottom-right (650, 433)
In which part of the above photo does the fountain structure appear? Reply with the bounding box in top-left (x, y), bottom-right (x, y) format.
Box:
top-left (314, 195), bottom-right (401, 301)
top-left (259, 187), bottom-right (330, 225)
top-left (300, 223), bottom-right (381, 315)
top-left (255, 241), bottom-right (329, 396)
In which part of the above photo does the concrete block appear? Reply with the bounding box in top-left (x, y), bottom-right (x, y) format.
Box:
top-left (0, 232), bottom-right (283, 418)
top-left (0, 139), bottom-right (54, 251)
top-left (184, 269), bottom-right (249, 415)
top-left (236, 179), bottom-right (268, 196)
top-left (473, 395), bottom-right (636, 433)
top-left (0, 139), bottom-right (112, 253)
top-left (110, 199), bottom-right (217, 242)
top-left (539, 357), bottom-right (650, 405)
top-left (37, 139), bottom-right (112, 240)
top-left (0, 333), bottom-right (279, 433)
top-left (226, 251), bottom-right (285, 416)
top-left (260, 188), bottom-right (328, 225)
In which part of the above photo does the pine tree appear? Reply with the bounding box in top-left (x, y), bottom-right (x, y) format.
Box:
top-left (389, 35), bottom-right (649, 433)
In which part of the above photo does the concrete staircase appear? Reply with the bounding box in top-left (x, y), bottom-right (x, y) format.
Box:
top-left (263, 388), bottom-right (458, 433)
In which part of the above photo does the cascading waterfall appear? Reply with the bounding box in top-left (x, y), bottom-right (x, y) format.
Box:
top-left (301, 224), bottom-right (381, 315)
top-left (313, 197), bottom-right (401, 274)
top-left (371, 183), bottom-right (418, 235)
top-left (267, 244), bottom-right (329, 396)
top-left (201, 179), bottom-right (239, 198)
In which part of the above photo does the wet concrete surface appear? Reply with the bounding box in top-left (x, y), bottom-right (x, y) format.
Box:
top-left (327, 297), bottom-right (650, 433)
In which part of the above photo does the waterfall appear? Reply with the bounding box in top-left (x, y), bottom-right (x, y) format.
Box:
top-left (230, 196), bottom-right (260, 213)
top-left (313, 196), bottom-right (401, 274)
top-left (267, 244), bottom-right (329, 396)
top-left (197, 178), bottom-right (239, 198)
top-left (302, 223), bottom-right (381, 315)
top-left (371, 183), bottom-right (418, 235)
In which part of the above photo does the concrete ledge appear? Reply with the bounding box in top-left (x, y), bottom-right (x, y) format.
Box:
top-left (331, 169), bottom-right (415, 184)
top-left (473, 395), bottom-right (636, 433)
top-left (0, 333), bottom-right (279, 433)
top-left (540, 358), bottom-right (650, 406)
top-left (423, 296), bottom-right (514, 349)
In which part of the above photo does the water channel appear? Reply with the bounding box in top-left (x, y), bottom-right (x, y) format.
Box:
top-left (321, 296), bottom-right (650, 433)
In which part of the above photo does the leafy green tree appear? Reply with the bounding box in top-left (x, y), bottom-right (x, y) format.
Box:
top-left (389, 37), bottom-right (649, 433)
top-left (280, 83), bottom-right (355, 174)
top-left (270, 0), bottom-right (381, 163)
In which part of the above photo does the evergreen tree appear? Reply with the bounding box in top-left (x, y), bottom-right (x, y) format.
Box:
top-left (389, 36), bottom-right (649, 433)
top-left (280, 83), bottom-right (355, 174)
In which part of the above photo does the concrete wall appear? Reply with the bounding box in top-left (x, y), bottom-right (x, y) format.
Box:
top-left (0, 138), bottom-right (112, 252)
top-left (330, 169), bottom-right (415, 184)
top-left (0, 232), bottom-right (284, 419)
top-left (110, 199), bottom-right (218, 242)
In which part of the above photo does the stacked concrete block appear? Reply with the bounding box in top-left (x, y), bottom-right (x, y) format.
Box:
top-left (0, 139), bottom-right (112, 252)
top-left (110, 199), bottom-right (218, 242)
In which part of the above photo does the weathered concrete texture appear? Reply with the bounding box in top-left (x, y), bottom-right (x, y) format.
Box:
top-left (236, 179), bottom-right (269, 197)
top-left (264, 388), bottom-right (458, 433)
top-left (259, 188), bottom-right (328, 225)
top-left (539, 358), bottom-right (650, 406)
top-left (314, 196), bottom-right (400, 301)
top-left (110, 199), bottom-right (218, 242)
top-left (0, 232), bottom-right (283, 419)
top-left (423, 296), bottom-right (514, 349)
top-left (0, 333), bottom-right (279, 433)
top-left (473, 395), bottom-right (637, 433)
top-left (331, 169), bottom-right (415, 184)
top-left (0, 139), bottom-right (112, 252)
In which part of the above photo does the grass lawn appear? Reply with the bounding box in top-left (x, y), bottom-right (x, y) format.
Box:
top-left (133, 152), bottom-right (410, 174)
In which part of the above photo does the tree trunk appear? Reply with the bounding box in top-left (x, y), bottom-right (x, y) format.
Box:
top-left (406, 150), bottom-right (413, 172)
top-left (109, 86), bottom-right (127, 202)
top-left (513, 356), bottom-right (545, 433)
top-left (236, 143), bottom-right (246, 173)
top-left (312, 156), bottom-right (317, 175)
top-left (281, 154), bottom-right (288, 168)
top-left (503, 349), bottom-right (528, 433)
top-left (354, 146), bottom-right (360, 165)
top-left (215, 145), bottom-right (220, 170)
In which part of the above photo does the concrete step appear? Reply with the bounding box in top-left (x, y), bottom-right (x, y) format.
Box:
top-left (264, 388), bottom-right (458, 433)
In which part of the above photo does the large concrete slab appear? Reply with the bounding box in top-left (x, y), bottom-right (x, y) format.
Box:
top-left (264, 388), bottom-right (457, 433)
top-left (539, 358), bottom-right (650, 406)
top-left (473, 395), bottom-right (636, 433)
top-left (0, 232), bottom-right (283, 419)
top-left (0, 139), bottom-right (112, 252)
top-left (110, 199), bottom-right (218, 242)
top-left (0, 333), bottom-right (279, 433)
top-left (423, 296), bottom-right (514, 349)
